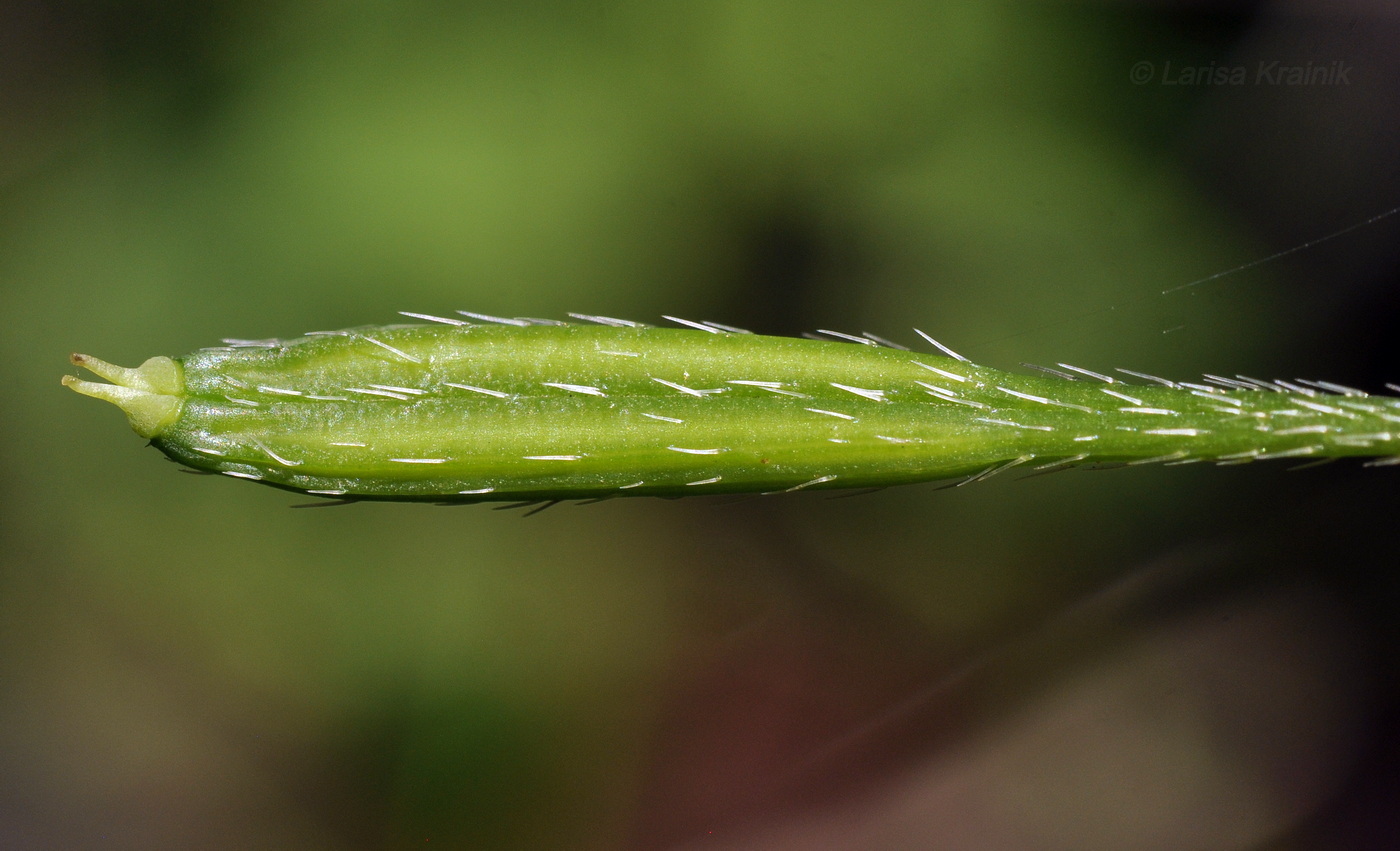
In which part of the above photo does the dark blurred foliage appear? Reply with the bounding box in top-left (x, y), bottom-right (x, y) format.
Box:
top-left (2, 1), bottom-right (1398, 848)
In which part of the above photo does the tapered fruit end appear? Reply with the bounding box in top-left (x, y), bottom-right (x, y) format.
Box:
top-left (63, 354), bottom-right (185, 439)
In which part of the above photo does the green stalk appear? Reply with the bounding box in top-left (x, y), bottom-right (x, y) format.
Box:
top-left (62, 316), bottom-right (1400, 502)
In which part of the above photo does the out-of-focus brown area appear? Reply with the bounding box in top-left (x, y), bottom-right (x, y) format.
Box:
top-left (3, 2), bottom-right (1398, 848)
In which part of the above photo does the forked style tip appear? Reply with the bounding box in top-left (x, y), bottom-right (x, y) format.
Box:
top-left (63, 354), bottom-right (185, 438)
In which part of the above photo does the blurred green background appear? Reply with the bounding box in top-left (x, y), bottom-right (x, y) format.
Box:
top-left (3, 2), bottom-right (1399, 848)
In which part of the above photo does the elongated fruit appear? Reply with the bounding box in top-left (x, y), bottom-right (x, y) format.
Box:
top-left (62, 314), bottom-right (1400, 502)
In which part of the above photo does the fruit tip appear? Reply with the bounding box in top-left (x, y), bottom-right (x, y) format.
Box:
top-left (63, 353), bottom-right (185, 438)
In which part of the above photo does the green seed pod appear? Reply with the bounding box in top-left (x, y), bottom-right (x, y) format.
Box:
top-left (63, 314), bottom-right (1400, 503)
